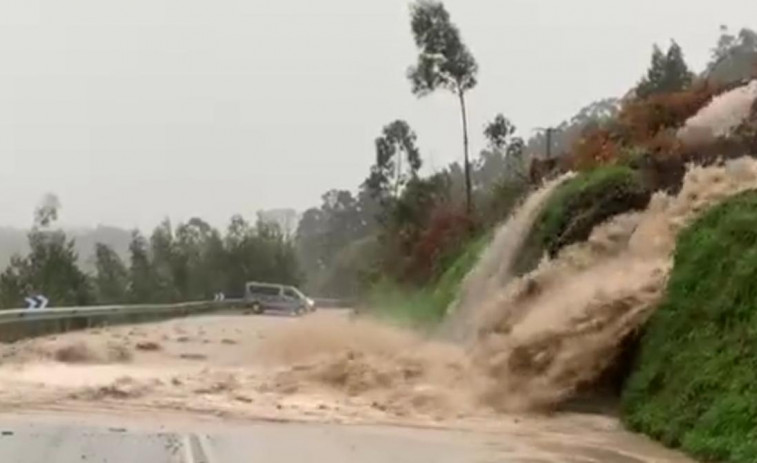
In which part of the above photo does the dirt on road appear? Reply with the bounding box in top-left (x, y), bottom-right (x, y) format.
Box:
top-left (0, 311), bottom-right (690, 462)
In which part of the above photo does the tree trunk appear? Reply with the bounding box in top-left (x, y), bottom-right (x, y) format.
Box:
top-left (394, 147), bottom-right (402, 198)
top-left (458, 91), bottom-right (472, 214)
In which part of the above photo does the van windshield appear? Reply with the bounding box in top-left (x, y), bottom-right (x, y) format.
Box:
top-left (283, 287), bottom-right (302, 299)
top-left (247, 285), bottom-right (280, 296)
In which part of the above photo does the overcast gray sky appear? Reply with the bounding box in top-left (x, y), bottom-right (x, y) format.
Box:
top-left (0, 0), bottom-right (754, 230)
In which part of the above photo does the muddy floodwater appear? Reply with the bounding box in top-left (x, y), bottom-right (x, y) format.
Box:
top-left (0, 312), bottom-right (690, 462)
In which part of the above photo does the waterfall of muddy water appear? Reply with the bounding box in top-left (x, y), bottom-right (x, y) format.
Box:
top-left (439, 173), bottom-right (574, 344)
top-left (470, 157), bottom-right (757, 410)
top-left (678, 79), bottom-right (757, 146)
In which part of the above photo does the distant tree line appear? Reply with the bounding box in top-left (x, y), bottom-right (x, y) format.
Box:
top-left (0, 196), bottom-right (300, 309)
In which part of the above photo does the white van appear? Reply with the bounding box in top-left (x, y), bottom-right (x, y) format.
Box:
top-left (243, 282), bottom-right (314, 316)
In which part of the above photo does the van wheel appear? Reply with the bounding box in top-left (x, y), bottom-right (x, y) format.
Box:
top-left (251, 302), bottom-right (263, 314)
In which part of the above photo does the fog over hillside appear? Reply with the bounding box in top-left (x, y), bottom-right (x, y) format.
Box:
top-left (0, 208), bottom-right (301, 273)
top-left (0, 225), bottom-right (132, 272)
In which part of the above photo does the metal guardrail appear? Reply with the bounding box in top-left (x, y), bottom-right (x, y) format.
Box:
top-left (0, 301), bottom-right (229, 324)
top-left (0, 295), bottom-right (351, 325)
top-left (0, 297), bottom-right (351, 343)
top-left (0, 300), bottom-right (244, 343)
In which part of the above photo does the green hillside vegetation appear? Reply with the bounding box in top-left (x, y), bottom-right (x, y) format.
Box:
top-left (514, 166), bottom-right (650, 274)
top-left (366, 233), bottom-right (489, 327)
top-left (622, 190), bottom-right (757, 463)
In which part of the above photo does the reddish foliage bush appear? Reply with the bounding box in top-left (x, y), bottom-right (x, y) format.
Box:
top-left (568, 80), bottom-right (723, 170)
top-left (569, 128), bottom-right (622, 169)
top-left (617, 81), bottom-right (718, 144)
top-left (403, 205), bottom-right (475, 283)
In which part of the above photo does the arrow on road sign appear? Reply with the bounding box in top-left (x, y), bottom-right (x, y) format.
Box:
top-left (25, 294), bottom-right (49, 309)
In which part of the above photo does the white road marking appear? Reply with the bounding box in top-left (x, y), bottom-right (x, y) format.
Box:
top-left (197, 433), bottom-right (218, 463)
top-left (182, 435), bottom-right (195, 463)
top-left (182, 433), bottom-right (216, 463)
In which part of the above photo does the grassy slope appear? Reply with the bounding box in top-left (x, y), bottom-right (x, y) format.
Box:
top-left (514, 165), bottom-right (649, 275)
top-left (539, 166), bottom-right (642, 247)
top-left (365, 233), bottom-right (490, 327)
top-left (622, 190), bottom-right (757, 463)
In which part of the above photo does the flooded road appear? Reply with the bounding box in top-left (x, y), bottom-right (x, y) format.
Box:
top-left (0, 312), bottom-right (691, 462)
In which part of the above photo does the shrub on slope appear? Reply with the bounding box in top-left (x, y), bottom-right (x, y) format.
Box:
top-left (622, 190), bottom-right (757, 463)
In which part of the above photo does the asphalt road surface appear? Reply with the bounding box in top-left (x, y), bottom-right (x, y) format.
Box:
top-left (0, 413), bottom-right (502, 463)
